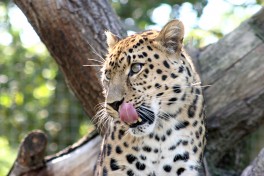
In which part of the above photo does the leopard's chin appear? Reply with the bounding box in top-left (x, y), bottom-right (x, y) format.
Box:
top-left (128, 117), bottom-right (147, 128)
top-left (128, 121), bottom-right (156, 137)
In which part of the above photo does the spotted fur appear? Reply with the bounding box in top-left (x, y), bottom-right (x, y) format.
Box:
top-left (94, 20), bottom-right (206, 176)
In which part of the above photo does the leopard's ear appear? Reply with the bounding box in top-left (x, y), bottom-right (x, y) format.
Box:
top-left (155, 19), bottom-right (184, 54)
top-left (105, 31), bottom-right (120, 50)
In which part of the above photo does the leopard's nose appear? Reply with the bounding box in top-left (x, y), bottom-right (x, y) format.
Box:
top-left (108, 98), bottom-right (124, 111)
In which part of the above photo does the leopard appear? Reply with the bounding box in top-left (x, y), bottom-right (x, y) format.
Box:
top-left (94, 19), bottom-right (206, 176)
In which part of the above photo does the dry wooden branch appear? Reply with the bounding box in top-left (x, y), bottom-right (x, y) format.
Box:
top-left (8, 131), bottom-right (47, 176)
top-left (9, 0), bottom-right (264, 175)
top-left (8, 130), bottom-right (101, 176)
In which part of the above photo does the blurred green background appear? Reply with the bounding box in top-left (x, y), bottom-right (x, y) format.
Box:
top-left (0, 0), bottom-right (263, 175)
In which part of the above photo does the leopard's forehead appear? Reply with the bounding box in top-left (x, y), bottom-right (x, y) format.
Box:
top-left (106, 30), bottom-right (159, 68)
top-left (116, 30), bottom-right (158, 49)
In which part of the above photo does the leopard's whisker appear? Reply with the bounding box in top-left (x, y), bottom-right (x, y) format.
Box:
top-left (87, 58), bottom-right (105, 64)
top-left (86, 41), bottom-right (106, 62)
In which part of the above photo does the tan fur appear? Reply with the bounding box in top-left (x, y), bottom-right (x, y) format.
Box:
top-left (155, 20), bottom-right (184, 54)
top-left (105, 31), bottom-right (120, 51)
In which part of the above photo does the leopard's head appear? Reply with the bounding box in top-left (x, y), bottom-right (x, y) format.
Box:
top-left (101, 20), bottom-right (196, 136)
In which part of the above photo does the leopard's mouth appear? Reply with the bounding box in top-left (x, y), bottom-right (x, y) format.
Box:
top-left (128, 115), bottom-right (147, 128)
top-left (128, 105), bottom-right (155, 128)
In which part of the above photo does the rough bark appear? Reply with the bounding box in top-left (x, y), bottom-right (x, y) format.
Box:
top-left (199, 8), bottom-right (264, 169)
top-left (10, 0), bottom-right (264, 175)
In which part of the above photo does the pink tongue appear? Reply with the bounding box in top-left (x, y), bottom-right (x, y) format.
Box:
top-left (119, 102), bottom-right (139, 123)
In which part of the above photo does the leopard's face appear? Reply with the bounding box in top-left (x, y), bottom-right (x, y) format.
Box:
top-left (101, 21), bottom-right (194, 137)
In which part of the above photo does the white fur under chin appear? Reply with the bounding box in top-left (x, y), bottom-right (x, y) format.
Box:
top-left (128, 119), bottom-right (156, 137)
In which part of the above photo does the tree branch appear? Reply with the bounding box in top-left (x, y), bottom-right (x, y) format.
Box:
top-left (8, 131), bottom-right (47, 176)
top-left (200, 8), bottom-right (264, 166)
top-left (8, 130), bottom-right (101, 176)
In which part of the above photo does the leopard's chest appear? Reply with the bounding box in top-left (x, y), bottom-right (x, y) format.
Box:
top-left (126, 136), bottom-right (189, 175)
top-left (102, 122), bottom-right (194, 176)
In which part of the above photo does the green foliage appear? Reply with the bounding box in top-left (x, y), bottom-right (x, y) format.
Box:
top-left (0, 137), bottom-right (16, 176)
top-left (111, 0), bottom-right (207, 29)
top-left (111, 0), bottom-right (262, 47)
top-left (256, 0), bottom-right (264, 5)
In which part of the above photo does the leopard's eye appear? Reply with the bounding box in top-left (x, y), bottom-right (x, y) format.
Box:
top-left (131, 63), bottom-right (143, 74)
top-left (105, 71), bottom-right (111, 80)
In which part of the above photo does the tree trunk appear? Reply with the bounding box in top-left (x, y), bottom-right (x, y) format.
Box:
top-left (197, 8), bottom-right (264, 173)
top-left (10, 0), bottom-right (264, 175)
